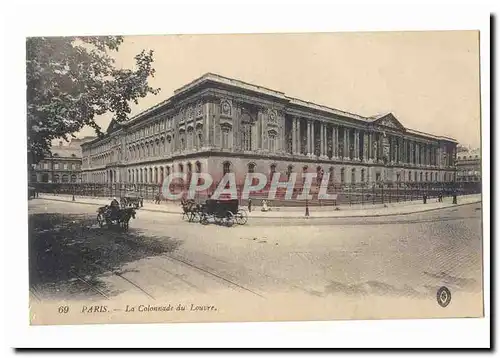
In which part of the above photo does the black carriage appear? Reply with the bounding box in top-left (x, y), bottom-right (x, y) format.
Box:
top-left (199, 199), bottom-right (248, 226)
top-left (96, 205), bottom-right (137, 230)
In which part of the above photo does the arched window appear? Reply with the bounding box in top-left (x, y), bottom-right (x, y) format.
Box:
top-left (187, 163), bottom-right (193, 184)
top-left (414, 171), bottom-right (417, 182)
top-left (187, 128), bottom-right (194, 150)
top-left (316, 166), bottom-right (323, 185)
top-left (351, 168), bottom-right (356, 184)
top-left (425, 172), bottom-right (429, 182)
top-left (340, 168), bottom-right (345, 184)
top-left (71, 174), bottom-right (77, 183)
top-left (420, 172), bottom-right (423, 182)
top-left (62, 174), bottom-right (69, 183)
top-left (268, 130), bottom-right (277, 153)
top-left (223, 161), bottom-right (231, 175)
top-left (329, 167), bottom-right (334, 184)
top-left (149, 168), bottom-right (153, 183)
top-left (221, 125), bottom-right (231, 149)
top-left (361, 169), bottom-right (365, 183)
top-left (248, 162), bottom-right (256, 173)
top-left (179, 163), bottom-right (184, 174)
top-left (241, 112), bottom-right (253, 151)
top-left (287, 165), bottom-right (293, 180)
top-left (270, 163), bottom-right (276, 177)
top-left (408, 171), bottom-right (412, 182)
top-left (197, 132), bottom-right (203, 148)
top-left (53, 174), bottom-right (60, 183)
top-left (196, 162), bottom-right (202, 173)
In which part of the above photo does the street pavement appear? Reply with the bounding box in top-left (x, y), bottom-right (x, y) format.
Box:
top-left (38, 193), bottom-right (481, 218)
top-left (28, 198), bottom-right (483, 323)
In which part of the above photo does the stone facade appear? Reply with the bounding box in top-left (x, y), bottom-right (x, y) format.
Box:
top-left (81, 73), bottom-right (458, 188)
top-left (31, 137), bottom-right (94, 183)
top-left (456, 147), bottom-right (481, 183)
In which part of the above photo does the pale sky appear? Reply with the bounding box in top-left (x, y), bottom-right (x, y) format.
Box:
top-left (77, 31), bottom-right (481, 148)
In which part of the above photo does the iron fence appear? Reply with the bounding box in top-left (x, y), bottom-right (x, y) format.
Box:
top-left (31, 180), bottom-right (481, 206)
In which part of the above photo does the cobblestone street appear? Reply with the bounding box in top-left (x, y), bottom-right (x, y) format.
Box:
top-left (28, 198), bottom-right (483, 323)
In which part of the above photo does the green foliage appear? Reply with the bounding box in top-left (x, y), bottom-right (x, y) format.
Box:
top-left (26, 36), bottom-right (160, 164)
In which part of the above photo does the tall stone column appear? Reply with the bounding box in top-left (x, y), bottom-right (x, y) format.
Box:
top-left (331, 126), bottom-right (336, 158)
top-left (320, 122), bottom-right (325, 158)
top-left (354, 130), bottom-right (360, 160)
top-left (292, 117), bottom-right (297, 154)
top-left (306, 120), bottom-right (311, 156)
top-left (297, 119), bottom-right (302, 155)
top-left (311, 120), bottom-right (315, 156)
top-left (368, 132), bottom-right (373, 161)
top-left (343, 128), bottom-right (348, 158)
top-left (332, 126), bottom-right (338, 159)
top-left (363, 132), bottom-right (368, 162)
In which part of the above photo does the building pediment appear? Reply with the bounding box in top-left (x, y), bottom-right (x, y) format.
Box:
top-left (371, 113), bottom-right (406, 131)
top-left (106, 119), bottom-right (122, 134)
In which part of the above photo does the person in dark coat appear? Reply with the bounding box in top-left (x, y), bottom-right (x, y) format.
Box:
top-left (248, 198), bottom-right (252, 213)
top-left (108, 197), bottom-right (120, 219)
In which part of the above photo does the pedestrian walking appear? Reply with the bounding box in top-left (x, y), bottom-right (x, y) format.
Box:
top-left (248, 198), bottom-right (252, 212)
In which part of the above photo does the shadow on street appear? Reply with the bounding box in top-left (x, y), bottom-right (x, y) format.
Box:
top-left (29, 213), bottom-right (183, 299)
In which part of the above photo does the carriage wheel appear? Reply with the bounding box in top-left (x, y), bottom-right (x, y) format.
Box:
top-left (97, 214), bottom-right (104, 228)
top-left (224, 211), bottom-right (234, 227)
top-left (235, 209), bottom-right (248, 225)
top-left (200, 213), bottom-right (209, 225)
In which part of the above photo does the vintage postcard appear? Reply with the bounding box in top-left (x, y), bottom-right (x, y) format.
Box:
top-left (27, 31), bottom-right (483, 326)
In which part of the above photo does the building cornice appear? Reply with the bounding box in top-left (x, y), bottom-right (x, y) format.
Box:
top-left (82, 72), bottom-right (458, 148)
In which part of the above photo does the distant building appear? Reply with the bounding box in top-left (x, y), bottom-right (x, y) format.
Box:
top-left (30, 136), bottom-right (95, 183)
top-left (456, 147), bottom-right (481, 183)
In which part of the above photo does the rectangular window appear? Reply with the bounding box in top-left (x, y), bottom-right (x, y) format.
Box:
top-left (63, 163), bottom-right (68, 170)
top-left (269, 135), bottom-right (276, 152)
top-left (222, 130), bottom-right (229, 149)
top-left (43, 163), bottom-right (49, 170)
top-left (54, 163), bottom-right (59, 170)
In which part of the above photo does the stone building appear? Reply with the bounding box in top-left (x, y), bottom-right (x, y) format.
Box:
top-left (31, 137), bottom-right (94, 183)
top-left (81, 73), bottom-right (458, 191)
top-left (456, 147), bottom-right (481, 183)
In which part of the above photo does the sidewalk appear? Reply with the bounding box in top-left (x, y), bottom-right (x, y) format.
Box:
top-left (36, 193), bottom-right (481, 219)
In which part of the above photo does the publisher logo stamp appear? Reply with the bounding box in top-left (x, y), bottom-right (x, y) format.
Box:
top-left (437, 286), bottom-right (452, 308)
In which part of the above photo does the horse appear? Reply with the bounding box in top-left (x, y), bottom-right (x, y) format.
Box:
top-left (97, 206), bottom-right (136, 230)
top-left (180, 198), bottom-right (196, 221)
top-left (118, 207), bottom-right (137, 230)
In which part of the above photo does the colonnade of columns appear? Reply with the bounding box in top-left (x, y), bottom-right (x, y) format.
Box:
top-left (288, 116), bottom-right (454, 168)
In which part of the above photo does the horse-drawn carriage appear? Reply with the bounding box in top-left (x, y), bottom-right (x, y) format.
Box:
top-left (181, 198), bottom-right (248, 227)
top-left (96, 205), bottom-right (137, 230)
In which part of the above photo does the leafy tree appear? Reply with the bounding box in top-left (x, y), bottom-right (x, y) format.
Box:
top-left (26, 36), bottom-right (160, 164)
